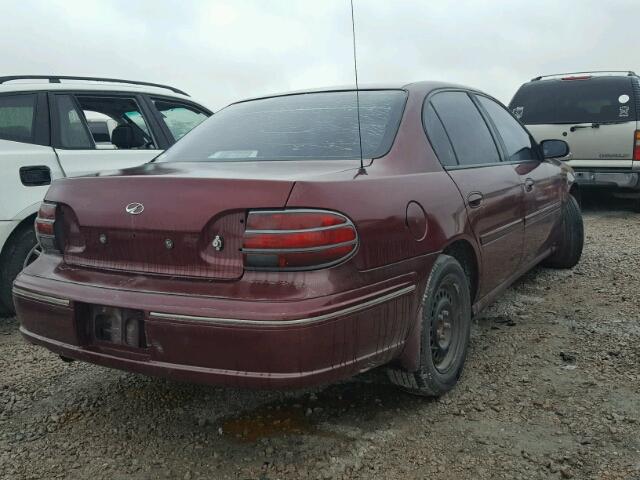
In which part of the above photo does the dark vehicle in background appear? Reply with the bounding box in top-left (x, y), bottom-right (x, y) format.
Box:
top-left (510, 71), bottom-right (640, 209)
top-left (14, 82), bottom-right (582, 395)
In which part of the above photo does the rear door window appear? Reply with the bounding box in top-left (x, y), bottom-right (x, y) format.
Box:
top-left (476, 95), bottom-right (539, 162)
top-left (152, 98), bottom-right (209, 141)
top-left (423, 103), bottom-right (458, 167)
top-left (54, 95), bottom-right (93, 149)
top-left (76, 96), bottom-right (156, 149)
top-left (0, 94), bottom-right (37, 143)
top-left (430, 91), bottom-right (501, 167)
top-left (510, 77), bottom-right (636, 124)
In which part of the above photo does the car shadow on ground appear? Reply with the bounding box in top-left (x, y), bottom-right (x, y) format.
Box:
top-left (579, 189), bottom-right (637, 213)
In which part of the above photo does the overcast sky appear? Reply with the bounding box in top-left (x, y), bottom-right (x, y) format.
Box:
top-left (1, 0), bottom-right (638, 110)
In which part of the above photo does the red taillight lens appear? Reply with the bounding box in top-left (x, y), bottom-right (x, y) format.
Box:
top-left (634, 131), bottom-right (640, 161)
top-left (243, 210), bottom-right (357, 270)
top-left (243, 226), bottom-right (356, 250)
top-left (35, 202), bottom-right (60, 253)
top-left (246, 211), bottom-right (346, 230)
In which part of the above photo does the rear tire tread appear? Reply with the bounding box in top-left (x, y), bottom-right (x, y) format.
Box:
top-left (543, 195), bottom-right (583, 269)
top-left (387, 254), bottom-right (471, 397)
top-left (0, 224), bottom-right (37, 316)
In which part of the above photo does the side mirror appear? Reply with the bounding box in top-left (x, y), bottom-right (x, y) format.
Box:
top-left (540, 139), bottom-right (570, 159)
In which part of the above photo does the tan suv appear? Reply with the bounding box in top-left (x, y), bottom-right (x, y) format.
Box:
top-left (510, 71), bottom-right (640, 209)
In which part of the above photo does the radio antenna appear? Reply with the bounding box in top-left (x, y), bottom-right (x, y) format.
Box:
top-left (350, 0), bottom-right (365, 173)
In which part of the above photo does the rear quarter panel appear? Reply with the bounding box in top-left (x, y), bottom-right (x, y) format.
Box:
top-left (286, 171), bottom-right (468, 271)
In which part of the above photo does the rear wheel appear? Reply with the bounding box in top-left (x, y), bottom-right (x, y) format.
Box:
top-left (387, 255), bottom-right (471, 397)
top-left (0, 224), bottom-right (38, 316)
top-left (542, 195), bottom-right (583, 269)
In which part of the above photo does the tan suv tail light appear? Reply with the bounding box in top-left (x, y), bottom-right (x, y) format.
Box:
top-left (634, 131), bottom-right (640, 161)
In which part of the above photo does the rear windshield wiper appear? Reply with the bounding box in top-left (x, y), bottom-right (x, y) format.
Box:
top-left (569, 124), bottom-right (591, 131)
top-left (570, 120), bottom-right (629, 132)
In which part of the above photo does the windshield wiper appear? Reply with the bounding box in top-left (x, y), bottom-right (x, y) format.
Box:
top-left (569, 120), bottom-right (628, 132)
top-left (569, 124), bottom-right (591, 131)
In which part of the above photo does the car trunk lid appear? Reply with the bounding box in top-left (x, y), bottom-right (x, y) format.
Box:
top-left (45, 161), bottom-right (362, 280)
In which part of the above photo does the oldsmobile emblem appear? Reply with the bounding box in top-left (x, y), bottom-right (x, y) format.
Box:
top-left (125, 202), bottom-right (144, 215)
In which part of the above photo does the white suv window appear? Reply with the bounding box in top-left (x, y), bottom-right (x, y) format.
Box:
top-left (0, 94), bottom-right (37, 143)
top-left (510, 78), bottom-right (636, 125)
top-left (55, 95), bottom-right (93, 149)
top-left (76, 96), bottom-right (155, 149)
top-left (153, 98), bottom-right (208, 141)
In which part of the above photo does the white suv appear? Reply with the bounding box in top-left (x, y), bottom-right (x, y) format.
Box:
top-left (0, 75), bottom-right (211, 315)
top-left (510, 71), bottom-right (640, 207)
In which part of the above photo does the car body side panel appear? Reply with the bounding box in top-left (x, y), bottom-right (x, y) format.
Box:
top-left (446, 164), bottom-right (525, 298)
top-left (516, 160), bottom-right (565, 263)
top-left (286, 172), bottom-right (467, 271)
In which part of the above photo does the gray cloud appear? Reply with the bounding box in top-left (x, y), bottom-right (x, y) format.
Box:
top-left (1, 0), bottom-right (637, 110)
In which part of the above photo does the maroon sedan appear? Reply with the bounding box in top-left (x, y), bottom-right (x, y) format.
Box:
top-left (14, 82), bottom-right (583, 396)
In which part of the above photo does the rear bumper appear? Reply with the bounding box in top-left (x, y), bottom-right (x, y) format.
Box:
top-left (13, 270), bottom-right (419, 389)
top-left (573, 170), bottom-right (640, 189)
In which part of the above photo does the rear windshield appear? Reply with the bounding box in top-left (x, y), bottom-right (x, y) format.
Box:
top-left (157, 90), bottom-right (407, 162)
top-left (509, 78), bottom-right (636, 124)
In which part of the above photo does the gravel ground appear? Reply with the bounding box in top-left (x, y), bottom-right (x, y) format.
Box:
top-left (1, 193), bottom-right (639, 480)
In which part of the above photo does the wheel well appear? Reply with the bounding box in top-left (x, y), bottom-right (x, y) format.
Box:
top-left (443, 240), bottom-right (479, 304)
top-left (0, 214), bottom-right (36, 260)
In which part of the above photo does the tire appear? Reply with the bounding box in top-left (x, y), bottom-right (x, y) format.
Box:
top-left (542, 195), bottom-right (583, 269)
top-left (0, 224), bottom-right (37, 316)
top-left (387, 254), bottom-right (472, 397)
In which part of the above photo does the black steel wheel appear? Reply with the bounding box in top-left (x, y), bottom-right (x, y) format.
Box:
top-left (430, 279), bottom-right (465, 375)
top-left (388, 254), bottom-right (471, 397)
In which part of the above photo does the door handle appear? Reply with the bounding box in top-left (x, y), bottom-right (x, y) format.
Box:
top-left (524, 178), bottom-right (535, 192)
top-left (19, 166), bottom-right (52, 187)
top-left (467, 192), bottom-right (484, 208)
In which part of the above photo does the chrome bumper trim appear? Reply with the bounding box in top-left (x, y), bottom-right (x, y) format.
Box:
top-left (150, 284), bottom-right (416, 327)
top-left (574, 171), bottom-right (639, 189)
top-left (13, 287), bottom-right (70, 307)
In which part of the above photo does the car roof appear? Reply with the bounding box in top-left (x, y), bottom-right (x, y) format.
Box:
top-left (526, 71), bottom-right (638, 84)
top-left (0, 80), bottom-right (194, 102)
top-left (231, 81), bottom-right (484, 105)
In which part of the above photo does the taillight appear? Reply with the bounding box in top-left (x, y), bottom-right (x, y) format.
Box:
top-left (35, 202), bottom-right (60, 253)
top-left (634, 131), bottom-right (640, 161)
top-left (243, 210), bottom-right (358, 270)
